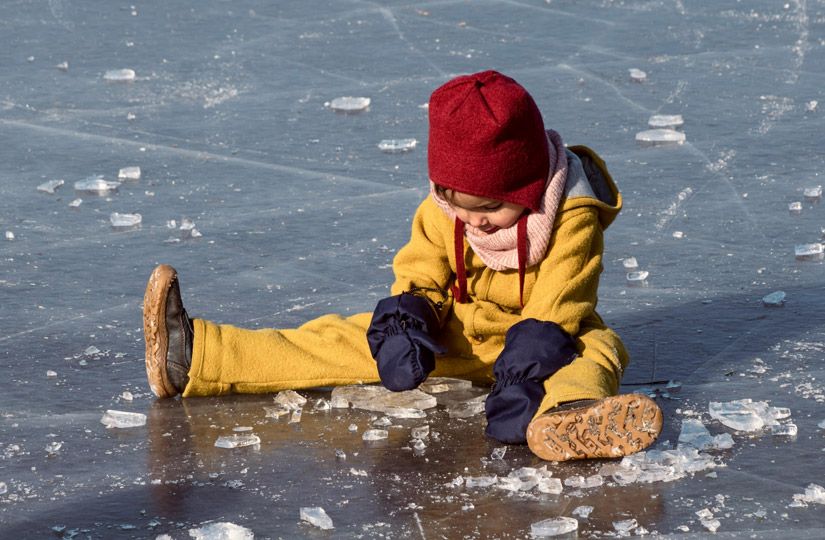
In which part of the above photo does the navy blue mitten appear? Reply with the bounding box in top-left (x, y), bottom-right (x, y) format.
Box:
top-left (367, 293), bottom-right (446, 392)
top-left (485, 319), bottom-right (578, 443)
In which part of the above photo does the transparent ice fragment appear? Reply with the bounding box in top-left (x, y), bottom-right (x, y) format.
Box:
top-left (613, 518), bottom-right (638, 535)
top-left (804, 185), bottom-right (822, 202)
top-left (498, 467), bottom-right (539, 492)
top-left (648, 114), bottom-right (684, 128)
top-left (313, 398), bottom-right (330, 411)
top-left (289, 410), bottom-right (302, 424)
top-left (420, 377), bottom-right (472, 394)
top-left (330, 385), bottom-right (436, 414)
top-left (4, 231), bottom-right (14, 241)
top-left (564, 474), bottom-right (604, 489)
top-left (762, 291), bottom-right (786, 307)
top-left (110, 212), bottom-right (142, 228)
top-left (378, 138), bottom-right (417, 153)
top-left (233, 426), bottom-right (253, 432)
top-left (335, 449), bottom-right (346, 460)
top-left (806, 100), bottom-right (819, 112)
top-left (46, 370), bottom-right (57, 378)
top-left (101, 410), bottom-right (147, 428)
top-left (491, 447), bottom-right (507, 460)
top-left (0, 482), bottom-right (6, 495)
top-left (263, 405), bottom-right (290, 419)
top-left (362, 429), bottom-right (388, 441)
top-left (530, 516), bottom-right (578, 537)
top-left (770, 423), bottom-right (797, 436)
top-left (45, 441), bottom-right (63, 454)
top-left (273, 390), bottom-right (307, 410)
top-left (383, 407), bottom-right (426, 419)
top-left (622, 257), bottom-right (638, 269)
top-left (121, 391), bottom-right (133, 401)
top-left (818, 419), bottom-right (825, 430)
top-left (626, 270), bottom-right (649, 286)
top-left (103, 68), bottom-right (135, 82)
top-left (69, 198), bottom-right (82, 208)
top-left (795, 243), bottom-right (824, 261)
top-left (795, 483), bottom-right (825, 505)
top-left (37, 179), bottom-right (64, 194)
top-left (412, 438), bottom-right (427, 452)
top-left (188, 521), bottom-right (254, 539)
top-left (74, 175), bottom-right (120, 194)
top-left (214, 433), bottom-right (261, 448)
top-left (536, 477), bottom-right (563, 494)
top-left (372, 416), bottom-right (392, 427)
top-left (628, 68), bottom-right (647, 82)
top-left (118, 166), bottom-right (141, 180)
top-left (411, 425), bottom-right (430, 439)
top-left (678, 418), bottom-right (734, 451)
top-left (572, 505), bottom-right (593, 519)
top-left (789, 201), bottom-right (802, 214)
top-left (464, 475), bottom-right (498, 488)
top-left (701, 518), bottom-right (721, 532)
top-left (300, 506), bottom-right (334, 530)
top-left (635, 128), bottom-right (686, 145)
top-left (446, 394), bottom-right (487, 418)
top-left (56, 61), bottom-right (69, 71)
top-left (708, 399), bottom-right (789, 432)
top-left (327, 96), bottom-right (370, 112)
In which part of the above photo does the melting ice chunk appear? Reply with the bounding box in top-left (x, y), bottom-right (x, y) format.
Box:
top-left (300, 507), bottom-right (334, 530)
top-left (4, 231), bottom-right (14, 241)
top-left (465, 475), bottom-right (498, 488)
top-left (100, 410), bottom-right (146, 429)
top-left (769, 423), bottom-right (797, 436)
top-left (377, 138), bottom-right (417, 153)
top-left (46, 370), bottom-right (57, 378)
top-left (635, 128), bottom-right (686, 145)
top-left (795, 243), bottom-right (824, 261)
top-left (110, 212), bottom-right (142, 228)
top-left (69, 198), bottom-right (82, 208)
top-left (313, 398), bottom-right (330, 411)
top-left (818, 419), bottom-right (825, 430)
top-left (411, 425), bottom-right (430, 439)
top-left (74, 175), bottom-right (120, 194)
top-left (789, 201), bottom-right (802, 214)
top-left (648, 114), bottom-right (684, 128)
top-left (564, 474), bottom-right (604, 489)
top-left (37, 179), bottom-right (64, 194)
top-left (530, 516), bottom-right (578, 537)
top-left (362, 429), bottom-right (388, 441)
top-left (804, 185), bottom-right (822, 202)
top-left (613, 518), bottom-right (638, 535)
top-left (188, 522), bottom-right (254, 539)
top-left (622, 257), bottom-right (639, 270)
top-left (626, 270), bottom-right (649, 286)
top-left (420, 377), bottom-right (472, 394)
top-left (214, 434), bottom-right (261, 448)
top-left (45, 441), bottom-right (63, 454)
top-left (491, 447), bottom-right (507, 460)
top-left (628, 68), bottom-right (647, 82)
top-left (572, 506), bottom-right (593, 519)
top-left (446, 394), bottom-right (487, 418)
top-left (761, 291), bottom-right (786, 307)
top-left (677, 418), bottom-right (734, 451)
top-left (708, 399), bottom-right (790, 432)
top-left (273, 390), bottom-right (307, 410)
top-left (118, 166), bottom-right (141, 180)
top-left (103, 69), bottom-right (136, 82)
top-left (330, 385), bottom-right (436, 413)
top-left (793, 484), bottom-right (825, 505)
top-left (327, 96), bottom-right (370, 112)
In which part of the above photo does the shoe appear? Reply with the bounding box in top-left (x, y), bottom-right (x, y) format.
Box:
top-left (526, 394), bottom-right (663, 461)
top-left (143, 264), bottom-right (194, 398)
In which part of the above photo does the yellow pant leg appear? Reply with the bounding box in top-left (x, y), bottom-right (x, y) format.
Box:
top-left (184, 313), bottom-right (381, 396)
top-left (534, 315), bottom-right (628, 416)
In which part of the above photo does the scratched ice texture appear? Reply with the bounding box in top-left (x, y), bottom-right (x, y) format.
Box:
top-left (2, 0), bottom-right (825, 538)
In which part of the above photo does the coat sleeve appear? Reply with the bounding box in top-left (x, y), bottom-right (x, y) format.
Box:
top-left (520, 205), bottom-right (604, 337)
top-left (389, 198), bottom-right (454, 324)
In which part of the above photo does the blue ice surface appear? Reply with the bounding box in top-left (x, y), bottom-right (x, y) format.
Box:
top-left (1, 0), bottom-right (825, 537)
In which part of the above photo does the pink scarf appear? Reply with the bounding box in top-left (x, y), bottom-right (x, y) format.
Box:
top-left (430, 130), bottom-right (568, 304)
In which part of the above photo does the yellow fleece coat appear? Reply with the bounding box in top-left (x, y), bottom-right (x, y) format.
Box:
top-left (185, 146), bottom-right (627, 418)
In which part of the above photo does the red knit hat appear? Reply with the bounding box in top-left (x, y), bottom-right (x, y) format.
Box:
top-left (428, 70), bottom-right (549, 212)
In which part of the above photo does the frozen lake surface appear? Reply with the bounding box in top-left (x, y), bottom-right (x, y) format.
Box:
top-left (2, 0), bottom-right (825, 537)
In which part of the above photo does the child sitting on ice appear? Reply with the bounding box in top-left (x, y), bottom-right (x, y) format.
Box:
top-left (143, 70), bottom-right (662, 461)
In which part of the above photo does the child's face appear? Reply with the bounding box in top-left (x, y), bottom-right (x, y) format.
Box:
top-left (444, 191), bottom-right (526, 235)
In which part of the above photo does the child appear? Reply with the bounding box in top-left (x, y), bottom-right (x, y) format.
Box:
top-left (143, 70), bottom-right (662, 462)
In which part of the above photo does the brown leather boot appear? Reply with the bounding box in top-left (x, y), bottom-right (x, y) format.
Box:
top-left (143, 264), bottom-right (194, 398)
top-left (526, 394), bottom-right (663, 461)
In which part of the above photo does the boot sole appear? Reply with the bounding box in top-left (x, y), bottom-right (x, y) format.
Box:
top-left (526, 394), bottom-right (663, 461)
top-left (144, 264), bottom-right (179, 398)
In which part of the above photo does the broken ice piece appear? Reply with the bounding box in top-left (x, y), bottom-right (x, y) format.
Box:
top-left (372, 416), bottom-right (392, 427)
top-left (103, 68), bottom-right (136, 82)
top-left (626, 270), bottom-right (649, 286)
top-left (806, 100), bottom-right (819, 112)
top-left (412, 438), bottom-right (427, 452)
top-left (770, 423), bottom-right (797, 437)
top-left (289, 410), bottom-right (302, 424)
top-left (465, 475), bottom-right (498, 488)
top-left (796, 483), bottom-right (825, 505)
top-left (273, 389), bottom-right (307, 410)
top-left (420, 377), bottom-right (473, 394)
top-left (46, 370), bottom-right (57, 378)
top-left (179, 217), bottom-right (196, 231)
top-left (56, 61), bottom-right (69, 71)
top-left (491, 447), bottom-right (507, 460)
top-left (701, 518), bottom-right (721, 532)
top-left (564, 474), bottom-right (604, 489)
top-left (411, 425), bottom-right (430, 439)
top-left (635, 128), bottom-right (686, 145)
top-left (708, 399), bottom-right (789, 432)
top-left (118, 166), bottom-right (141, 180)
top-left (313, 398), bottom-right (330, 411)
top-left (74, 175), bottom-right (120, 194)
top-left (121, 391), bottom-right (133, 401)
top-left (101, 410), bottom-right (147, 429)
top-left (69, 198), bottom-right (82, 208)
top-left (818, 419), bottom-right (825, 430)
top-left (629, 68), bottom-right (647, 82)
top-left (795, 243), bottom-right (824, 261)
top-left (789, 201), bottom-right (802, 214)
top-left (446, 394), bottom-right (487, 418)
top-left (572, 506), bottom-right (593, 519)
top-left (648, 114), bottom-right (684, 128)
top-left (377, 138), bottom-right (417, 153)
top-left (383, 406), bottom-right (426, 419)
top-left (264, 405), bottom-right (290, 419)
top-left (335, 449), bottom-right (346, 460)
top-left (804, 185), bottom-right (822, 202)
top-left (45, 441), bottom-right (63, 454)
top-left (37, 179), bottom-right (64, 194)
top-left (5, 231), bottom-right (14, 241)
top-left (672, 230), bottom-right (684, 239)
top-left (327, 96), bottom-right (370, 113)
top-left (110, 212), bottom-right (142, 228)
top-left (300, 506), bottom-right (334, 530)
top-left (537, 476), bottom-right (563, 494)
top-left (762, 291), bottom-right (786, 307)
top-left (362, 429), bottom-right (388, 441)
top-left (188, 522), bottom-right (254, 539)
top-left (677, 418), bottom-right (734, 451)
top-left (613, 518), bottom-right (638, 535)
top-left (622, 257), bottom-right (639, 270)
top-left (330, 385), bottom-right (437, 413)
top-left (530, 516), bottom-right (578, 537)
top-left (214, 433), bottom-right (261, 448)
top-left (0, 482), bottom-right (7, 495)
